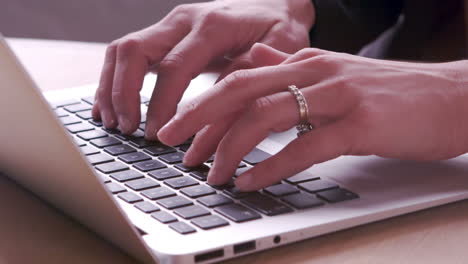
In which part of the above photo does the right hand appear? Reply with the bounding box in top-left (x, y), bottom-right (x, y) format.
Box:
top-left (92, 0), bottom-right (315, 142)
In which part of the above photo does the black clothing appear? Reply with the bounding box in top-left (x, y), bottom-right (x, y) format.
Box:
top-left (310, 0), bottom-right (466, 61)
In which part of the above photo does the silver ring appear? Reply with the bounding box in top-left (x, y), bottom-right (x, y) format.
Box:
top-left (288, 85), bottom-right (313, 137)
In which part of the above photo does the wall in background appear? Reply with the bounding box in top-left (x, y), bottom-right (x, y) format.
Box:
top-left (1, 0), bottom-right (202, 42)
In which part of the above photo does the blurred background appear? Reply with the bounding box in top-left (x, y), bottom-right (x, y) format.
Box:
top-left (0, 0), bottom-right (202, 42)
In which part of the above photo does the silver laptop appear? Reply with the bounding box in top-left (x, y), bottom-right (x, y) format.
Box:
top-left (2, 33), bottom-right (468, 264)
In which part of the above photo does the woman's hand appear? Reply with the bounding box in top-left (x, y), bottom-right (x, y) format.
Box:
top-left (92, 0), bottom-right (315, 138)
top-left (157, 43), bottom-right (468, 191)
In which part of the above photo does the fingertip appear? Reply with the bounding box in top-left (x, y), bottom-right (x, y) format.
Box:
top-left (101, 110), bottom-right (117, 129)
top-left (235, 173), bottom-right (256, 191)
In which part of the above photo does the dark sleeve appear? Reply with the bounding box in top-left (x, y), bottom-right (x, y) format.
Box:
top-left (310, 0), bottom-right (404, 54)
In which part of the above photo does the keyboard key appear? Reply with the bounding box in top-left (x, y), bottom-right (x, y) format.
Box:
top-left (95, 161), bottom-right (128, 174)
top-left (144, 144), bottom-right (176, 156)
top-left (110, 170), bottom-right (144, 182)
top-left (243, 148), bottom-right (271, 165)
top-left (134, 201), bottom-right (160, 213)
top-left (189, 166), bottom-right (210, 181)
top-left (281, 193), bottom-right (324, 209)
top-left (181, 185), bottom-right (216, 198)
top-left (234, 167), bottom-right (250, 177)
top-left (148, 168), bottom-right (182, 180)
top-left (129, 138), bottom-right (158, 148)
top-left (80, 145), bottom-right (100, 155)
top-left (64, 103), bottom-right (92, 113)
top-left (264, 184), bottom-right (300, 197)
top-left (89, 120), bottom-right (103, 127)
top-left (151, 211), bottom-right (177, 224)
top-left (139, 123), bottom-right (146, 131)
top-left (81, 96), bottom-right (95, 105)
top-left (178, 143), bottom-right (191, 152)
top-left (105, 182), bottom-right (126, 194)
top-left (87, 153), bottom-right (114, 165)
top-left (73, 137), bottom-right (87, 147)
top-left (120, 152), bottom-right (152, 164)
top-left (141, 187), bottom-right (176, 200)
top-left (174, 205), bottom-right (210, 219)
top-left (241, 193), bottom-right (293, 216)
top-left (164, 176), bottom-right (199, 189)
top-left (104, 144), bottom-right (137, 156)
top-left (169, 222), bottom-right (196, 234)
top-left (60, 116), bottom-right (81, 125)
top-left (54, 108), bottom-right (69, 117)
top-left (66, 123), bottom-right (95, 133)
top-left (207, 179), bottom-right (235, 190)
top-left (284, 171), bottom-right (320, 184)
top-left (103, 128), bottom-right (119, 134)
top-left (316, 188), bottom-right (359, 203)
top-left (191, 215), bottom-right (229, 230)
top-left (115, 129), bottom-right (144, 141)
top-left (91, 137), bottom-right (122, 148)
top-left (223, 186), bottom-right (256, 199)
top-left (51, 99), bottom-right (80, 109)
top-left (298, 179), bottom-right (339, 193)
top-left (77, 130), bottom-right (107, 141)
top-left (118, 192), bottom-right (143, 203)
top-left (215, 204), bottom-right (261, 223)
top-left (157, 196), bottom-right (193, 209)
top-left (125, 178), bottom-right (159, 191)
top-left (76, 110), bottom-right (93, 120)
top-left (174, 163), bottom-right (195, 172)
top-left (159, 152), bottom-right (185, 164)
top-left (133, 160), bottom-right (167, 172)
top-left (197, 194), bottom-right (233, 208)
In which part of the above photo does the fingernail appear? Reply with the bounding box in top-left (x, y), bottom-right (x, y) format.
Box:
top-left (145, 121), bottom-right (158, 140)
top-left (118, 116), bottom-right (131, 134)
top-left (102, 111), bottom-right (116, 128)
top-left (157, 119), bottom-right (175, 142)
top-left (235, 173), bottom-right (254, 189)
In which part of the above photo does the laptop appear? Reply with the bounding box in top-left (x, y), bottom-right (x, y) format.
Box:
top-left (3, 33), bottom-right (468, 264)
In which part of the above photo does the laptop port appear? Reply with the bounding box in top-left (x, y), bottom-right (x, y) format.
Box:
top-left (233, 241), bottom-right (256, 254)
top-left (194, 249), bottom-right (224, 263)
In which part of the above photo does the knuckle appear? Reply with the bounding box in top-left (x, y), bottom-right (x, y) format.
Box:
top-left (159, 52), bottom-right (185, 72)
top-left (295, 48), bottom-right (323, 60)
top-left (197, 10), bottom-right (228, 36)
top-left (250, 96), bottom-right (276, 121)
top-left (115, 37), bottom-right (142, 60)
top-left (222, 69), bottom-right (252, 90)
top-left (178, 98), bottom-right (201, 120)
top-left (167, 4), bottom-right (196, 23)
top-left (311, 54), bottom-right (337, 66)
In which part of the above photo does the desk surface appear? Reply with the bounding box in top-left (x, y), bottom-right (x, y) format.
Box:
top-left (3, 38), bottom-right (468, 264)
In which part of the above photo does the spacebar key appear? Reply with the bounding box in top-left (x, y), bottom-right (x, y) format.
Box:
top-left (215, 204), bottom-right (261, 223)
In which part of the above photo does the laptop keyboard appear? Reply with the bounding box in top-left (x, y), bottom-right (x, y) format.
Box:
top-left (50, 95), bottom-right (359, 235)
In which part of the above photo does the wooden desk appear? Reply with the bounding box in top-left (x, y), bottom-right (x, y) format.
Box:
top-left (3, 38), bottom-right (468, 264)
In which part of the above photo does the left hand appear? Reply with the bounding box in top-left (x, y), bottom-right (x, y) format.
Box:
top-left (157, 43), bottom-right (468, 191)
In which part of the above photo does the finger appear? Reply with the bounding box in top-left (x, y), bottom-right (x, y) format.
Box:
top-left (183, 112), bottom-right (240, 167)
top-left (94, 44), bottom-right (118, 128)
top-left (97, 8), bottom-right (193, 132)
top-left (250, 43), bottom-right (290, 67)
top-left (207, 91), bottom-right (301, 185)
top-left (236, 118), bottom-right (356, 191)
top-left (145, 29), bottom-right (230, 140)
top-left (281, 47), bottom-right (330, 65)
top-left (157, 57), bottom-right (335, 145)
top-left (111, 39), bottom-right (148, 134)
